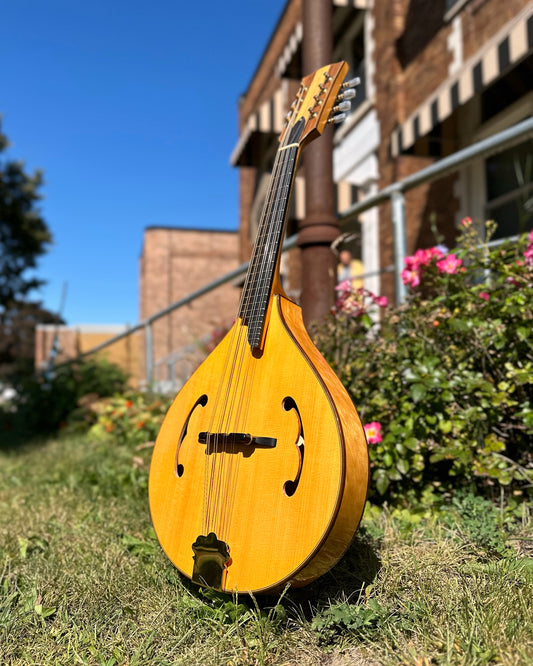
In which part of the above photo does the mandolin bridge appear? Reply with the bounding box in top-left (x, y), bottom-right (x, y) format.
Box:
top-left (198, 432), bottom-right (277, 449)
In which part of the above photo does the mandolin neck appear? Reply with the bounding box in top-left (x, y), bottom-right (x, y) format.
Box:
top-left (238, 119), bottom-right (305, 350)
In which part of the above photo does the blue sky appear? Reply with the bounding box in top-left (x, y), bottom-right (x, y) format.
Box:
top-left (1, 0), bottom-right (286, 325)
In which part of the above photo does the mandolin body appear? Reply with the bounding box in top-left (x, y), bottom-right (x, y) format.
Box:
top-left (149, 293), bottom-right (368, 594)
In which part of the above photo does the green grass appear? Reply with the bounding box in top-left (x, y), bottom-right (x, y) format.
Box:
top-left (1, 433), bottom-right (532, 665)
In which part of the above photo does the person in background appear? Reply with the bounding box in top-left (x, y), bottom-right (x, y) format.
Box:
top-left (337, 249), bottom-right (364, 288)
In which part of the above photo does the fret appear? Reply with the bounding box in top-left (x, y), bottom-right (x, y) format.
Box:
top-left (238, 134), bottom-right (301, 349)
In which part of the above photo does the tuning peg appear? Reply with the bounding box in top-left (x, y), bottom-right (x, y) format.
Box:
top-left (332, 100), bottom-right (351, 113)
top-left (337, 88), bottom-right (356, 101)
top-left (328, 112), bottom-right (347, 125)
top-left (342, 76), bottom-right (361, 89)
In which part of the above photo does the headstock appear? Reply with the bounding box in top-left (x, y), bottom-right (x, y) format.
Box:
top-left (279, 61), bottom-right (360, 148)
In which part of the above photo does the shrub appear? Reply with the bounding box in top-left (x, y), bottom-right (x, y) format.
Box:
top-left (89, 392), bottom-right (172, 447)
top-left (313, 223), bottom-right (533, 508)
top-left (4, 357), bottom-right (130, 437)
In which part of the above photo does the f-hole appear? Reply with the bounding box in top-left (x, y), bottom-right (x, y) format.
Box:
top-left (282, 396), bottom-right (304, 497)
top-left (175, 394), bottom-right (208, 477)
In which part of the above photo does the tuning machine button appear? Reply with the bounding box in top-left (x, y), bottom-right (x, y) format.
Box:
top-left (337, 88), bottom-right (356, 102)
top-left (332, 100), bottom-right (351, 113)
top-left (342, 76), bottom-right (361, 89)
top-left (328, 112), bottom-right (348, 125)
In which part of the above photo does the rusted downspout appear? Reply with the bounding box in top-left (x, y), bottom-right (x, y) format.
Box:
top-left (299, 0), bottom-right (339, 329)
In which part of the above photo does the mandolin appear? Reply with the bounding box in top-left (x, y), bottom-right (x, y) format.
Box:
top-left (149, 61), bottom-right (369, 594)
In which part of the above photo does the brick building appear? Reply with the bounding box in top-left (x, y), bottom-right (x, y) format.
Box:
top-left (139, 227), bottom-right (239, 390)
top-left (231, 0), bottom-right (533, 302)
top-left (34, 227), bottom-right (239, 391)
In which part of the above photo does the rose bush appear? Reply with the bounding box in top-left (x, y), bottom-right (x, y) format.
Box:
top-left (314, 222), bottom-right (533, 510)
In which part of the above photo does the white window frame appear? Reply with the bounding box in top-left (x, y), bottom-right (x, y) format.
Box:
top-left (460, 92), bottom-right (533, 236)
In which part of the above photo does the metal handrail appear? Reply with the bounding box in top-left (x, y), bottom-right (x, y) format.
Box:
top-left (57, 116), bottom-right (533, 384)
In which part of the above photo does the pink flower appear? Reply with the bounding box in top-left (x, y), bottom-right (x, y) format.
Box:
top-left (523, 231), bottom-right (533, 266)
top-left (436, 253), bottom-right (462, 274)
top-left (364, 421), bottom-right (382, 444)
top-left (402, 245), bottom-right (447, 287)
top-left (426, 246), bottom-right (446, 260)
top-left (401, 267), bottom-right (421, 287)
top-left (335, 279), bottom-right (352, 293)
top-left (413, 248), bottom-right (433, 267)
top-left (461, 217), bottom-right (473, 227)
top-left (479, 291), bottom-right (490, 302)
top-left (334, 284), bottom-right (389, 316)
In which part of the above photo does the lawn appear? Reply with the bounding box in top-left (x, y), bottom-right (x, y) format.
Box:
top-left (1, 433), bottom-right (532, 665)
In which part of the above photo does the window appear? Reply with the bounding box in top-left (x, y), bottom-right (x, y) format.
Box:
top-left (333, 10), bottom-right (368, 118)
top-left (485, 137), bottom-right (533, 239)
top-left (347, 29), bottom-right (367, 113)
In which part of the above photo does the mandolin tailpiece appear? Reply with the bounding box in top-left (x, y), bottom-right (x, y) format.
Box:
top-left (192, 532), bottom-right (231, 590)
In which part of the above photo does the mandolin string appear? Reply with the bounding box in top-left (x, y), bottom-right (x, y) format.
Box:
top-left (245, 122), bottom-right (301, 348)
top-left (210, 140), bottom-right (290, 539)
top-left (222, 123), bottom-right (303, 536)
top-left (209, 86), bottom-right (304, 537)
top-left (237, 88), bottom-right (300, 323)
top-left (219, 339), bottom-right (260, 541)
top-left (212, 327), bottom-right (248, 534)
top-left (238, 146), bottom-right (285, 323)
top-left (206, 323), bottom-right (247, 534)
top-left (202, 321), bottom-right (245, 534)
top-left (203, 323), bottom-right (236, 533)
top-left (217, 330), bottom-right (251, 540)
top-left (225, 145), bottom-right (300, 539)
top-left (219, 134), bottom-right (303, 541)
top-left (214, 145), bottom-right (288, 539)
top-left (204, 102), bottom-right (301, 539)
top-left (201, 321), bottom-right (235, 534)
top-left (246, 146), bottom-right (295, 348)
top-left (218, 142), bottom-right (299, 540)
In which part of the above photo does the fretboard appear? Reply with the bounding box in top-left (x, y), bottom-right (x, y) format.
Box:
top-left (238, 121), bottom-right (304, 349)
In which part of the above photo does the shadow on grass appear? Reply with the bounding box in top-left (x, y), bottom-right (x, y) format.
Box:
top-left (284, 528), bottom-right (382, 611)
top-left (184, 527), bottom-right (382, 615)
top-left (0, 418), bottom-right (54, 452)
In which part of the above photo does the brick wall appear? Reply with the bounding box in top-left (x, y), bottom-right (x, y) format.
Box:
top-left (139, 227), bottom-right (239, 385)
top-left (34, 324), bottom-right (141, 386)
top-left (234, 0), bottom-right (532, 305)
top-left (461, 0), bottom-right (528, 60)
top-left (371, 0), bottom-right (533, 300)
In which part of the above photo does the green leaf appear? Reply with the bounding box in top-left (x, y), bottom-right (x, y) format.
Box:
top-left (438, 420), bottom-right (452, 434)
top-left (397, 458), bottom-right (409, 475)
top-left (361, 313), bottom-right (372, 329)
top-left (411, 383), bottom-right (426, 402)
top-left (375, 473), bottom-right (389, 495)
top-left (404, 437), bottom-right (419, 451)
